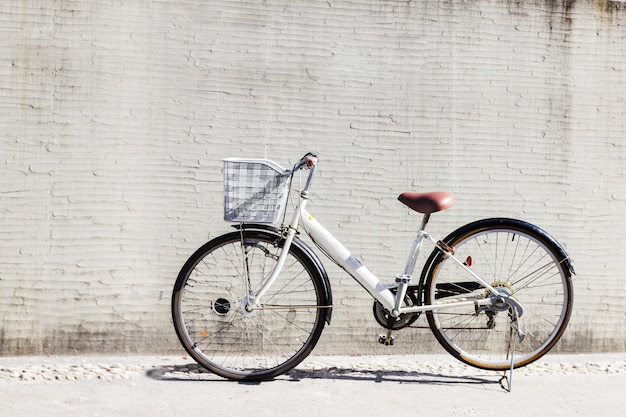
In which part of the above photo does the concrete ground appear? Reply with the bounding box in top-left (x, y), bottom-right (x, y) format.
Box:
top-left (1, 353), bottom-right (624, 417)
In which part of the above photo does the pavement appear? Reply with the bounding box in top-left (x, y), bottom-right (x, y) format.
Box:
top-left (1, 353), bottom-right (625, 417)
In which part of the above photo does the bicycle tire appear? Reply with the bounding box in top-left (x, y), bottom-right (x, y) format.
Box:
top-left (172, 229), bottom-right (328, 381)
top-left (424, 218), bottom-right (573, 370)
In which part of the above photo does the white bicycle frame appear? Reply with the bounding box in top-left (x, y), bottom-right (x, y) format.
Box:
top-left (252, 160), bottom-right (525, 321)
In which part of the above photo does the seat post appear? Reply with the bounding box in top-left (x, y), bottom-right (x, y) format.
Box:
top-left (418, 213), bottom-right (431, 232)
top-left (402, 213), bottom-right (431, 276)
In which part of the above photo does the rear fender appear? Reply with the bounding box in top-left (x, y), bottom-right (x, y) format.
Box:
top-left (418, 218), bottom-right (575, 303)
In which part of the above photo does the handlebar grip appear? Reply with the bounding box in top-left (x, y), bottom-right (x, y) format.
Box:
top-left (304, 155), bottom-right (318, 168)
top-left (292, 152), bottom-right (319, 172)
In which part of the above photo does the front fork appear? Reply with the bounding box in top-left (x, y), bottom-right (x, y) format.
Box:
top-left (242, 225), bottom-right (298, 312)
top-left (243, 177), bottom-right (314, 311)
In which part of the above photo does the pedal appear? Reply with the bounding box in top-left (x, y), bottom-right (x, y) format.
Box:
top-left (378, 330), bottom-right (395, 346)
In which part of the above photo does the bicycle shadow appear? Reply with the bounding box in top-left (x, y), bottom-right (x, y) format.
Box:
top-left (146, 362), bottom-right (508, 390)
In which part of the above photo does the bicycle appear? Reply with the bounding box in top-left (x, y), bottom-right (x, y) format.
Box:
top-left (171, 152), bottom-right (574, 383)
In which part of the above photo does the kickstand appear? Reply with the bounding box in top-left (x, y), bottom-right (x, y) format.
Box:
top-left (500, 342), bottom-right (515, 392)
top-left (500, 307), bottom-right (526, 393)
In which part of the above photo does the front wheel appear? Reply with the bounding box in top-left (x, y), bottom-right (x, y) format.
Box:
top-left (424, 218), bottom-right (573, 371)
top-left (172, 230), bottom-right (329, 381)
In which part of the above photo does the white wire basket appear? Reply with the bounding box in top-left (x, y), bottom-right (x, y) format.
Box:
top-left (223, 158), bottom-right (290, 224)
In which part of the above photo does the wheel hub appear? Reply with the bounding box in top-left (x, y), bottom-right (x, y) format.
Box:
top-left (486, 281), bottom-right (514, 312)
top-left (239, 295), bottom-right (259, 318)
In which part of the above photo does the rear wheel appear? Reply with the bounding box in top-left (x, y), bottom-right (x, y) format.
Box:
top-left (172, 230), bottom-right (328, 380)
top-left (424, 218), bottom-right (573, 370)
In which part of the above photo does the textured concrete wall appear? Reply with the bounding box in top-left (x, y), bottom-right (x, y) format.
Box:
top-left (1, 0), bottom-right (625, 355)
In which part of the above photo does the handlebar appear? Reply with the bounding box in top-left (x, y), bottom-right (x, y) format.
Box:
top-left (285, 152), bottom-right (319, 195)
top-left (292, 152), bottom-right (319, 172)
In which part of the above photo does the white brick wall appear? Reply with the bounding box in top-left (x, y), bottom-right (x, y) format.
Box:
top-left (1, 0), bottom-right (625, 355)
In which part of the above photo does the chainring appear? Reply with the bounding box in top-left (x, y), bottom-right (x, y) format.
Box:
top-left (373, 287), bottom-right (421, 330)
